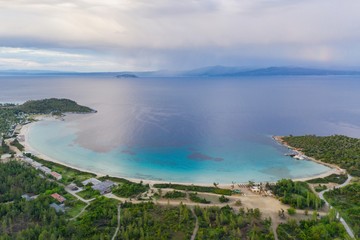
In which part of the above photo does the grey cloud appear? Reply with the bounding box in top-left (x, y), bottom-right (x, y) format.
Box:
top-left (0, 0), bottom-right (359, 71)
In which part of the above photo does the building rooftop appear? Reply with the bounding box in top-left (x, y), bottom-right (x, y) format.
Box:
top-left (82, 178), bottom-right (101, 186)
top-left (50, 171), bottom-right (62, 180)
top-left (39, 166), bottom-right (52, 173)
top-left (51, 193), bottom-right (66, 203)
top-left (50, 203), bottom-right (65, 213)
top-left (92, 180), bottom-right (115, 194)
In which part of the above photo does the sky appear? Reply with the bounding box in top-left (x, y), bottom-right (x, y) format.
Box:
top-left (0, 0), bottom-right (360, 72)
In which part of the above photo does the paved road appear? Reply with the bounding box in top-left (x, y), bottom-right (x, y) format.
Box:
top-left (318, 175), bottom-right (355, 239)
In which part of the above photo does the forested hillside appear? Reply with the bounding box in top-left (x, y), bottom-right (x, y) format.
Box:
top-left (282, 135), bottom-right (360, 176)
top-left (17, 98), bottom-right (95, 114)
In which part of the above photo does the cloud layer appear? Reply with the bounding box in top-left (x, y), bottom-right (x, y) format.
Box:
top-left (0, 0), bottom-right (359, 71)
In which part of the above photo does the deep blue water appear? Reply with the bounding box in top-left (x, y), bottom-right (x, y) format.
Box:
top-left (2, 75), bottom-right (360, 183)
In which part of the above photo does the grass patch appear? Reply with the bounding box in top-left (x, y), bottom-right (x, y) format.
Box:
top-left (66, 200), bottom-right (87, 218)
top-left (153, 183), bottom-right (232, 195)
top-left (98, 175), bottom-right (132, 184)
top-left (164, 190), bottom-right (186, 199)
top-left (314, 184), bottom-right (327, 192)
top-left (77, 187), bottom-right (100, 200)
top-left (189, 193), bottom-right (211, 204)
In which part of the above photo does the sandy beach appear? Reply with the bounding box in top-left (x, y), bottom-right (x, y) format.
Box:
top-left (18, 116), bottom-right (341, 188)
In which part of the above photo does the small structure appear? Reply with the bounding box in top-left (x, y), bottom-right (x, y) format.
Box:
top-left (50, 203), bottom-right (65, 213)
top-left (22, 157), bottom-right (34, 164)
top-left (67, 183), bottom-right (78, 191)
top-left (265, 190), bottom-right (273, 196)
top-left (50, 171), bottom-right (62, 180)
top-left (31, 161), bottom-right (42, 169)
top-left (82, 178), bottom-right (101, 186)
top-left (92, 180), bottom-right (115, 195)
top-left (39, 166), bottom-right (52, 174)
top-left (51, 193), bottom-right (66, 203)
top-left (250, 186), bottom-right (261, 193)
top-left (293, 154), bottom-right (305, 160)
top-left (21, 193), bottom-right (38, 201)
top-left (1, 154), bottom-right (11, 160)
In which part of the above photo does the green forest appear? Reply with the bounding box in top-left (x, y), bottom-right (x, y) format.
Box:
top-left (194, 206), bottom-right (273, 239)
top-left (0, 160), bottom-right (279, 239)
top-left (270, 179), bottom-right (323, 209)
top-left (16, 98), bottom-right (95, 115)
top-left (277, 212), bottom-right (348, 240)
top-left (283, 135), bottom-right (360, 176)
top-left (324, 182), bottom-right (360, 237)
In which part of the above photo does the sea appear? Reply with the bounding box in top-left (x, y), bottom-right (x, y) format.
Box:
top-left (1, 75), bottom-right (360, 183)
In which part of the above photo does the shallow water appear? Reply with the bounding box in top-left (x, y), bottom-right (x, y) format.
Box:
top-left (2, 75), bottom-right (360, 183)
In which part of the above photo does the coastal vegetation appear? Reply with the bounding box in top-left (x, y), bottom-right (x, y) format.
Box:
top-left (189, 192), bottom-right (211, 204)
top-left (314, 184), bottom-right (327, 192)
top-left (112, 181), bottom-right (150, 198)
top-left (306, 174), bottom-right (348, 184)
top-left (0, 161), bottom-right (58, 203)
top-left (219, 195), bottom-right (230, 203)
top-left (0, 160), bottom-right (118, 239)
top-left (0, 140), bottom-right (11, 155)
top-left (24, 153), bottom-right (96, 185)
top-left (270, 179), bottom-right (324, 209)
top-left (277, 213), bottom-right (348, 240)
top-left (153, 183), bottom-right (232, 195)
top-left (98, 175), bottom-right (133, 184)
top-left (282, 135), bottom-right (360, 176)
top-left (16, 98), bottom-right (95, 115)
top-left (163, 190), bottom-right (186, 199)
top-left (324, 182), bottom-right (360, 237)
top-left (10, 139), bottom-right (24, 151)
top-left (0, 107), bottom-right (18, 136)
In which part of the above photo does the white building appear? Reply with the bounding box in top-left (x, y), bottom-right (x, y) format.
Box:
top-left (39, 166), bottom-right (52, 174)
top-left (82, 178), bottom-right (102, 186)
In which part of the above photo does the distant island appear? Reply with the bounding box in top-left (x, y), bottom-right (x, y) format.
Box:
top-left (115, 73), bottom-right (138, 78)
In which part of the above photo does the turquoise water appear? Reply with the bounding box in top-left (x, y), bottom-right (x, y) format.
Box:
top-left (28, 119), bottom-right (330, 183)
top-left (3, 75), bottom-right (360, 183)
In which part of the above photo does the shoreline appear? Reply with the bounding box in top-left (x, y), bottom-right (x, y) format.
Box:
top-left (273, 136), bottom-right (345, 177)
top-left (18, 116), bottom-right (342, 188)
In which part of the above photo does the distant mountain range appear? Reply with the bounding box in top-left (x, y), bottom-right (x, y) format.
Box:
top-left (179, 66), bottom-right (360, 77)
top-left (1, 66), bottom-right (360, 77)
